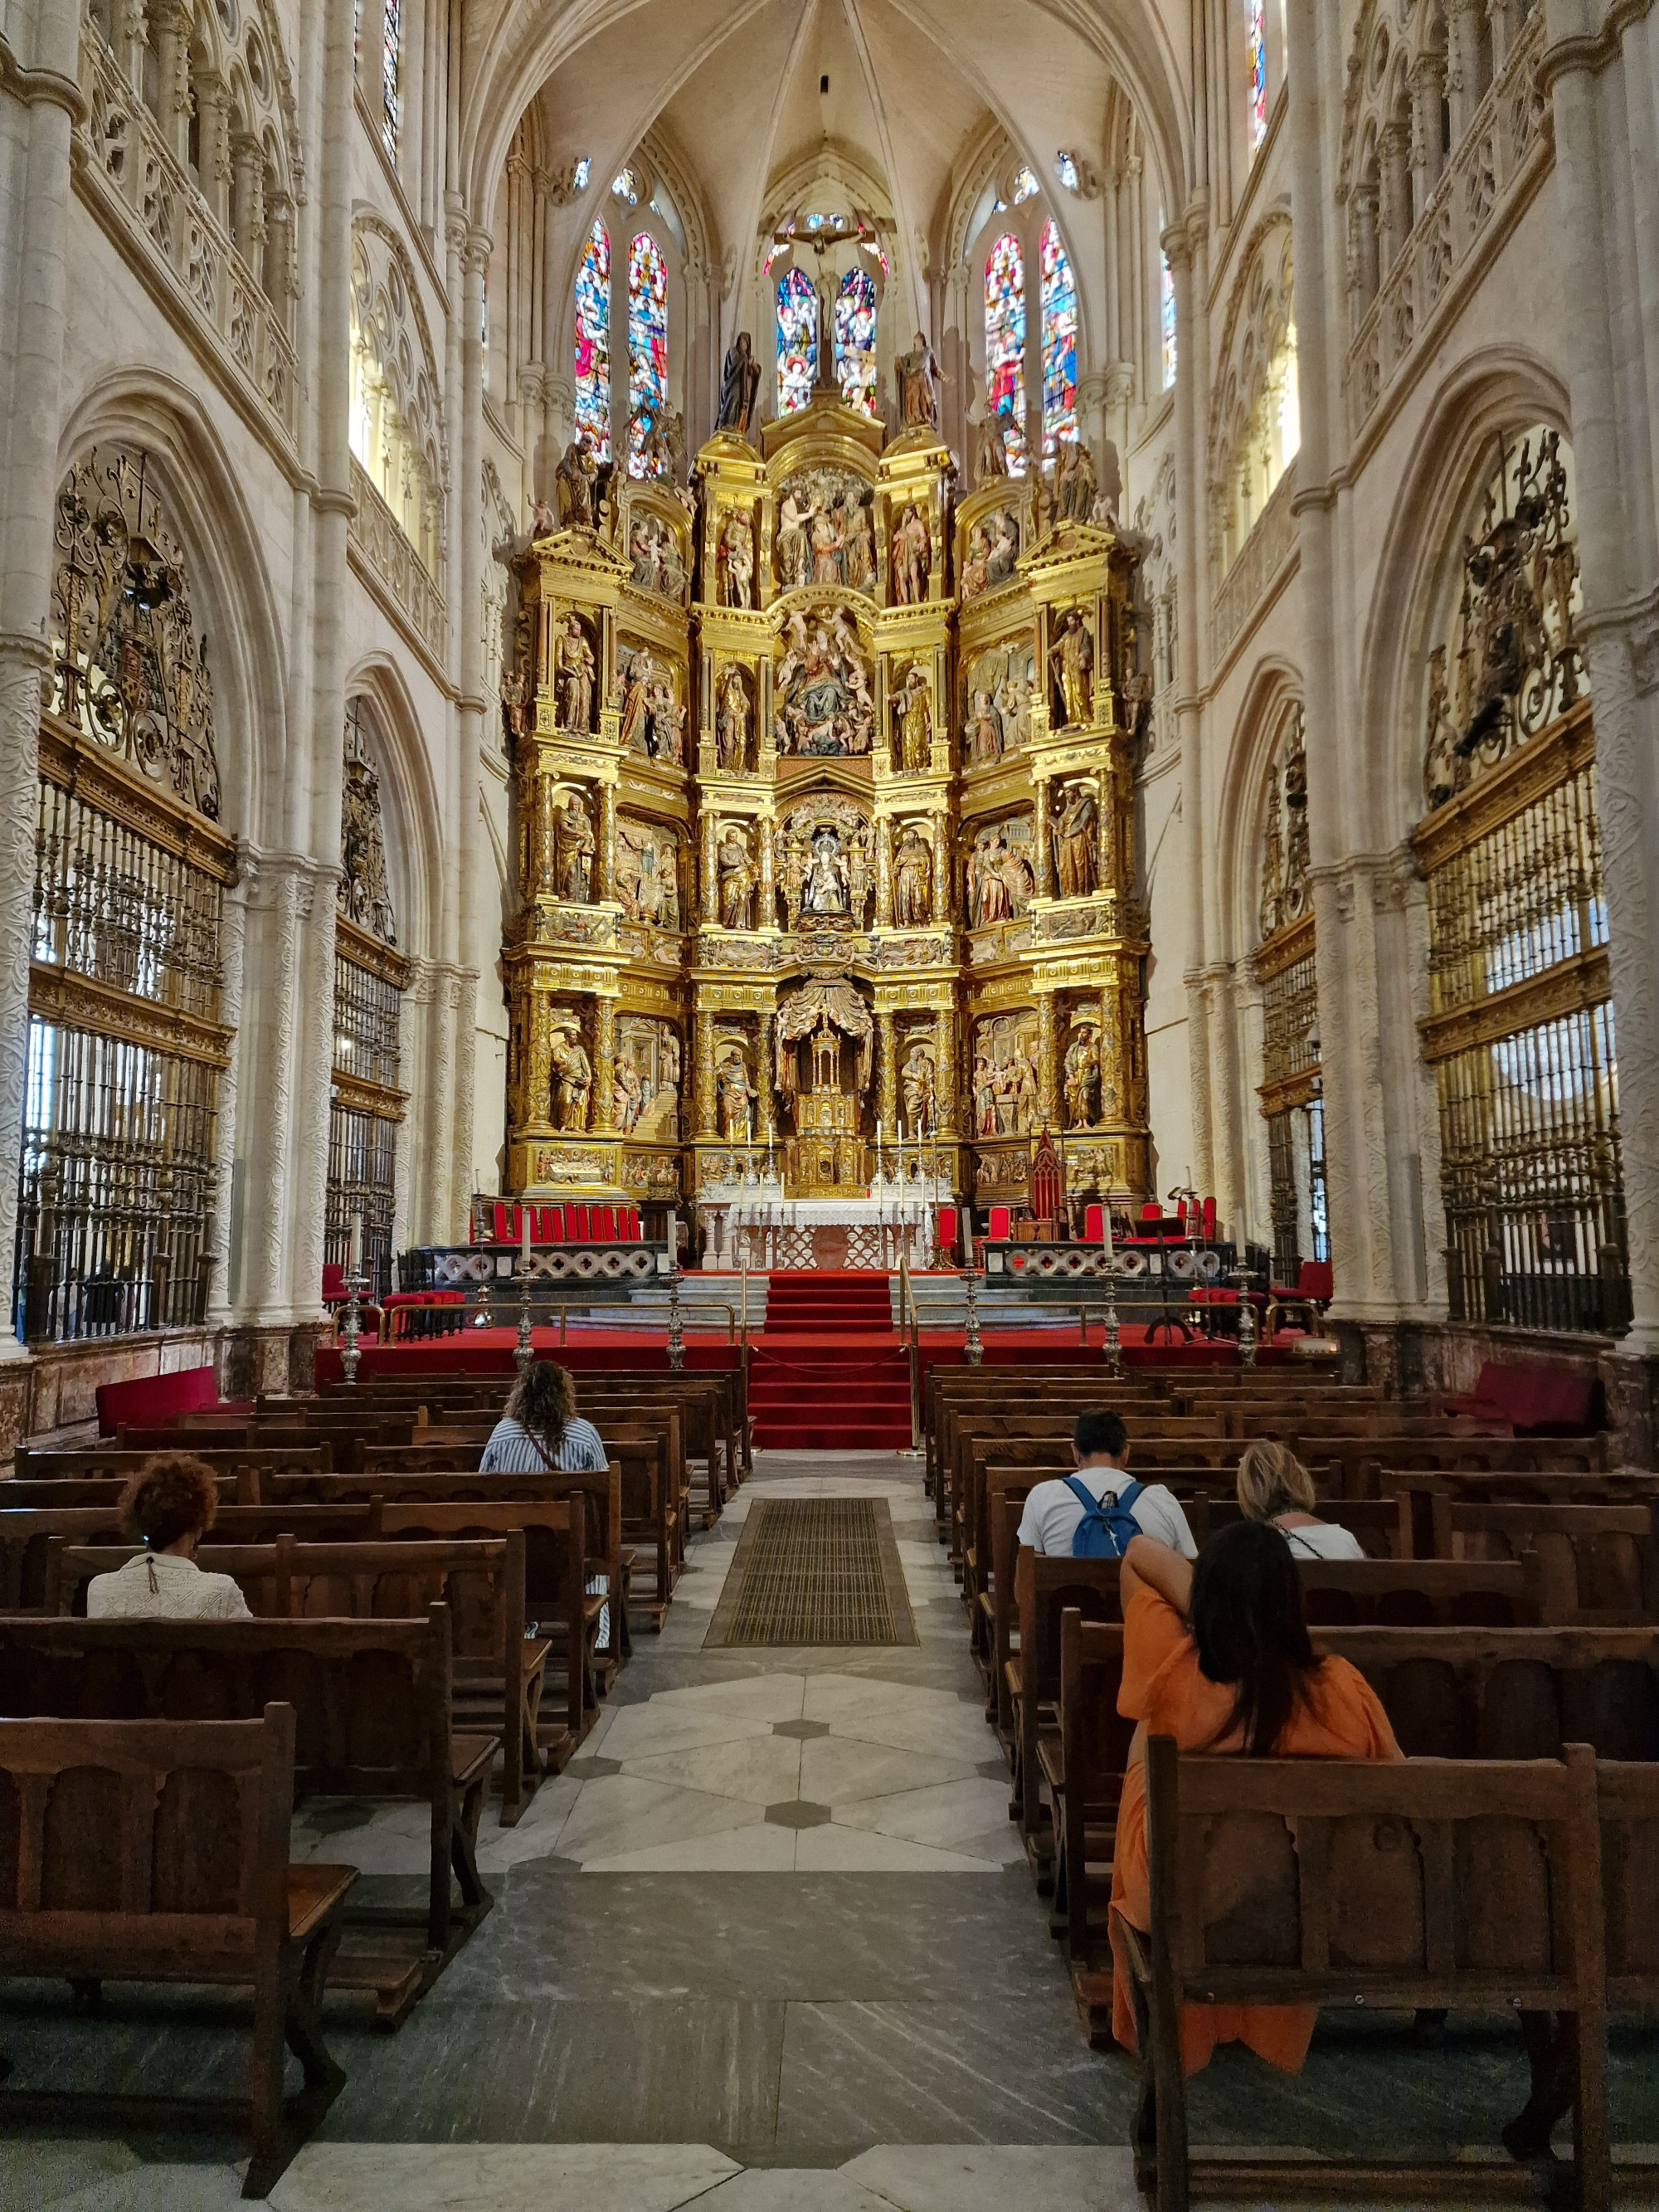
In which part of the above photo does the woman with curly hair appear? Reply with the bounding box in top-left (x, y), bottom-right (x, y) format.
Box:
top-left (86, 1453), bottom-right (252, 1620)
top-left (479, 1358), bottom-right (606, 1473)
top-left (1234, 1438), bottom-right (1365, 1559)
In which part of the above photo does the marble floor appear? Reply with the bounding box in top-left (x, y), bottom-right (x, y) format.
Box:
top-left (4, 1449), bottom-right (1657, 2210)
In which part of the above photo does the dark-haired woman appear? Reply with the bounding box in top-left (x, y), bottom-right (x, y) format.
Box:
top-left (479, 1359), bottom-right (606, 1474)
top-left (87, 1454), bottom-right (252, 1620)
top-left (1108, 1519), bottom-right (1400, 2078)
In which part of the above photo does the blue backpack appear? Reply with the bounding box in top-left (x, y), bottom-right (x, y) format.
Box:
top-left (1064, 1474), bottom-right (1146, 1560)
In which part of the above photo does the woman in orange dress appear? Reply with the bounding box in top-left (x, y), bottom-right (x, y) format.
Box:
top-left (1109, 1520), bottom-right (1402, 2078)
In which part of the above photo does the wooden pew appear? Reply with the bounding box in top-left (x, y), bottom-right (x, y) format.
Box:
top-left (1391, 1467), bottom-right (1656, 1557)
top-left (0, 1704), bottom-right (356, 2198)
top-left (1117, 1738), bottom-right (1608, 2209)
top-left (0, 1605), bottom-right (494, 2028)
top-left (0, 1502), bottom-right (386, 1611)
top-left (1295, 1556), bottom-right (1536, 1627)
top-left (1419, 1497), bottom-right (1658, 1625)
top-left (1010, 1547), bottom-right (1123, 1882)
top-left (12, 1445), bottom-right (334, 1503)
top-left (46, 1532), bottom-right (563, 1820)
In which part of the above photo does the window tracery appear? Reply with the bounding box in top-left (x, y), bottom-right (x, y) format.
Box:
top-left (626, 231), bottom-right (669, 477)
top-left (381, 0), bottom-right (400, 156)
top-left (1160, 252), bottom-right (1177, 388)
top-left (834, 266), bottom-right (878, 417)
top-left (776, 266), bottom-right (817, 415)
top-left (574, 219), bottom-right (611, 460)
top-left (985, 232), bottom-right (1027, 474)
top-left (1247, 0), bottom-right (1268, 152)
top-left (1039, 220), bottom-right (1078, 460)
top-left (1208, 217), bottom-right (1297, 580)
top-left (349, 223), bottom-right (445, 580)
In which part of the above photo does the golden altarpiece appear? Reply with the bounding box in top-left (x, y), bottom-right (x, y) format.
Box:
top-left (505, 352), bottom-right (1152, 1232)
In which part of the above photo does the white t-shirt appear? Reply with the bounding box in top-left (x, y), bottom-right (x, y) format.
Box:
top-left (87, 1550), bottom-right (253, 1620)
top-left (1016, 1466), bottom-right (1197, 1559)
top-left (1276, 1518), bottom-right (1366, 1561)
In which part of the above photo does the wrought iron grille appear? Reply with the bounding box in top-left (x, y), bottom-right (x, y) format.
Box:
top-left (1264, 1100), bottom-right (1329, 1284)
top-left (324, 1098), bottom-right (397, 1302)
top-left (1416, 709), bottom-right (1628, 1333)
top-left (1260, 937), bottom-right (1318, 1089)
top-left (15, 1018), bottom-right (218, 1340)
top-left (333, 948), bottom-right (401, 1090)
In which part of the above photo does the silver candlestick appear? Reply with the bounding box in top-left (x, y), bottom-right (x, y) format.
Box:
top-left (1232, 1267), bottom-right (1258, 1368)
top-left (515, 1257), bottom-right (535, 1375)
top-left (338, 1269), bottom-right (369, 1386)
top-left (1102, 1260), bottom-right (1122, 1380)
top-left (667, 1262), bottom-right (685, 1371)
top-left (963, 1264), bottom-right (983, 1367)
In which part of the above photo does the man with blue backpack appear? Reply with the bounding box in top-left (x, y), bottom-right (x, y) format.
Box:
top-left (1014, 1408), bottom-right (1197, 1561)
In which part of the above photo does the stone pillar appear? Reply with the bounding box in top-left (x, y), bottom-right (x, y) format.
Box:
top-left (231, 128), bottom-right (265, 268)
top-left (150, 0), bottom-right (191, 166)
top-left (1409, 57), bottom-right (1443, 210)
top-left (205, 853), bottom-right (253, 1328)
top-left (1037, 992), bottom-right (1059, 1129)
top-left (265, 190), bottom-right (294, 310)
top-left (878, 1010), bottom-right (898, 1135)
top-left (0, 0), bottom-right (76, 1394)
top-left (694, 1006), bottom-right (717, 1137)
top-left (591, 996), bottom-right (615, 1131)
top-left (1488, 0), bottom-right (1522, 68)
top-left (1540, 0), bottom-right (1659, 1376)
top-left (598, 782), bottom-right (616, 904)
top-left (758, 1010), bottom-right (776, 1140)
top-left (450, 222), bottom-right (491, 1229)
top-left (197, 67), bottom-right (230, 226)
top-left (1447, 0), bottom-right (1486, 139)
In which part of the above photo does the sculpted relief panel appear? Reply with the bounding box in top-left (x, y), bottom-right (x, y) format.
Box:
top-left (962, 641), bottom-right (1037, 767)
top-left (776, 794), bottom-right (875, 930)
top-left (776, 466), bottom-right (878, 597)
top-left (774, 607), bottom-right (876, 758)
top-left (616, 816), bottom-right (683, 930)
top-left (966, 812), bottom-right (1037, 928)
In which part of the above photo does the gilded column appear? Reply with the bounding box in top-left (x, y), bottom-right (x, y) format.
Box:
top-left (598, 783), bottom-right (617, 904)
top-left (876, 820), bottom-right (894, 925)
top-left (935, 1005), bottom-right (958, 1134)
top-left (1096, 770), bottom-right (1112, 894)
top-left (591, 997), bottom-right (615, 1130)
top-left (534, 767), bottom-right (557, 899)
top-left (878, 1011), bottom-right (898, 1133)
top-left (931, 816), bottom-right (949, 922)
top-left (759, 816), bottom-right (775, 926)
top-left (1034, 776), bottom-right (1054, 898)
top-left (695, 1006), bottom-right (717, 1136)
top-left (1037, 992), bottom-right (1059, 1129)
top-left (758, 1010), bottom-right (776, 1140)
top-left (1101, 982), bottom-right (1124, 1123)
top-left (701, 813), bottom-right (718, 924)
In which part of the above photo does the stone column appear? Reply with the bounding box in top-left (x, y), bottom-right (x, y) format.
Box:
top-left (1409, 57), bottom-right (1443, 211)
top-left (1379, 120), bottom-right (1413, 270)
top-left (878, 1011), bottom-right (898, 1135)
top-left (197, 67), bottom-right (230, 227)
top-left (231, 128), bottom-right (265, 269)
top-left (0, 0), bottom-right (77, 1396)
top-left (1488, 0), bottom-right (1522, 69)
top-left (1447, 0), bottom-right (1486, 139)
top-left (694, 1006), bottom-right (717, 1137)
top-left (150, 0), bottom-right (191, 166)
top-left (591, 996), bottom-right (615, 1131)
top-left (449, 222), bottom-right (491, 1230)
top-left (206, 853), bottom-right (253, 1330)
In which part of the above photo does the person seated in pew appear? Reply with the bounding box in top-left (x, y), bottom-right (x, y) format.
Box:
top-left (1235, 1439), bottom-right (1365, 1560)
top-left (479, 1358), bottom-right (606, 1474)
top-left (1108, 1520), bottom-right (1401, 2078)
top-left (1016, 1409), bottom-right (1197, 1559)
top-left (87, 1454), bottom-right (254, 1620)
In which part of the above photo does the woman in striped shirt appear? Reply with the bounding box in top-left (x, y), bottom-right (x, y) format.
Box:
top-left (479, 1360), bottom-right (606, 1473)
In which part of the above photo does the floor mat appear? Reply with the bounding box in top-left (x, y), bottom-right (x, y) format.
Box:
top-left (703, 1497), bottom-right (917, 1648)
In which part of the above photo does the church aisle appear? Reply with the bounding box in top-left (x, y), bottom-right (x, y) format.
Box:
top-left (5, 1453), bottom-right (1657, 2208)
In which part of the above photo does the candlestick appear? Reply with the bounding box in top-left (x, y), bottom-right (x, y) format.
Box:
top-left (348, 1211), bottom-right (362, 1274)
top-left (521, 1207), bottom-right (532, 1265)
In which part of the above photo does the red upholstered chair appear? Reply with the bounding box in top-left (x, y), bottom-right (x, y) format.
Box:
top-left (1201, 1196), bottom-right (1217, 1241)
top-left (987, 1204), bottom-right (1011, 1243)
top-left (934, 1204), bottom-right (959, 1264)
top-left (1141, 1202), bottom-right (1162, 1223)
top-left (545, 1204), bottom-right (567, 1242)
top-left (490, 1201), bottom-right (512, 1244)
top-left (624, 1206), bottom-right (641, 1240)
top-left (1267, 1259), bottom-right (1335, 1340)
top-left (594, 1205), bottom-right (618, 1241)
top-left (1082, 1202), bottom-right (1105, 1245)
top-left (568, 1203), bottom-right (591, 1240)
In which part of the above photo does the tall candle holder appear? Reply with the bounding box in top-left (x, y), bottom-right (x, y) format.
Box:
top-left (1102, 1259), bottom-right (1122, 1380)
top-left (667, 1261), bottom-right (685, 1371)
top-left (515, 1255), bottom-right (535, 1375)
top-left (963, 1264), bottom-right (983, 1367)
top-left (338, 1269), bottom-right (370, 1386)
top-left (1232, 1267), bottom-right (1258, 1368)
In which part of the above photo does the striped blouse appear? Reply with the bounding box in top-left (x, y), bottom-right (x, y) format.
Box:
top-left (478, 1414), bottom-right (607, 1474)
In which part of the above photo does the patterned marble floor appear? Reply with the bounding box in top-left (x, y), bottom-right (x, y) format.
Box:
top-left (6, 1449), bottom-right (1658, 2208)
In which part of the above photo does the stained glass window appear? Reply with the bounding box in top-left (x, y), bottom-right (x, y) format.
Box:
top-left (612, 168), bottom-right (640, 205)
top-left (1161, 251), bottom-right (1177, 389)
top-left (985, 232), bottom-right (1027, 474)
top-left (1248, 0), bottom-right (1267, 152)
top-left (1039, 219), bottom-right (1078, 460)
top-left (776, 266), bottom-right (817, 414)
top-left (381, 0), bottom-right (400, 156)
top-left (574, 219), bottom-right (611, 461)
top-left (626, 231), bottom-right (669, 477)
top-left (834, 266), bottom-right (878, 417)
top-left (1055, 151), bottom-right (1080, 192)
top-left (1011, 165), bottom-right (1038, 203)
top-left (572, 156), bottom-right (591, 191)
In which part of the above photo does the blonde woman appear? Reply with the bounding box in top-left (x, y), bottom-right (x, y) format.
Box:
top-left (1235, 1440), bottom-right (1365, 1560)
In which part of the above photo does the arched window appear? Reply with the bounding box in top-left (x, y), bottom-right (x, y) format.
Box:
top-left (1160, 251), bottom-right (1177, 389)
top-left (834, 266), bottom-right (878, 417)
top-left (382, 0), bottom-right (401, 157)
top-left (626, 231), bottom-right (669, 477)
top-left (573, 220), bottom-right (611, 460)
top-left (1039, 219), bottom-right (1078, 460)
top-left (1010, 165), bottom-right (1039, 204)
top-left (776, 266), bottom-right (817, 414)
top-left (985, 232), bottom-right (1027, 473)
top-left (1247, 0), bottom-right (1267, 153)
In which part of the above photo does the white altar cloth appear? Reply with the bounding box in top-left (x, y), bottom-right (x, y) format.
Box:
top-left (698, 1177), bottom-right (950, 1270)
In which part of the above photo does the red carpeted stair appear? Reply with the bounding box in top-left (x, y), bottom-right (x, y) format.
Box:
top-left (749, 1271), bottom-right (912, 1449)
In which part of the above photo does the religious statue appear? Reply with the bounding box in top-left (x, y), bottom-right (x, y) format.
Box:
top-left (776, 490), bottom-right (811, 592)
top-left (976, 412), bottom-right (1011, 485)
top-left (661, 1029), bottom-right (681, 1095)
top-left (1056, 438), bottom-right (1098, 523)
top-left (965, 689), bottom-right (1004, 766)
top-left (1029, 465), bottom-right (1055, 543)
top-left (616, 650), bottom-right (654, 756)
top-left (718, 823), bottom-right (756, 931)
top-left (551, 1028), bottom-right (593, 1130)
top-left (1423, 644), bottom-right (1459, 809)
top-left (628, 402), bottom-right (686, 483)
top-left (810, 499), bottom-right (847, 587)
top-left (891, 503), bottom-right (930, 606)
top-left (773, 607), bottom-right (875, 758)
top-left (801, 825), bottom-right (849, 916)
top-left (716, 331), bottom-right (761, 438)
top-left (961, 528), bottom-right (990, 602)
top-left (893, 666), bottom-right (932, 773)
top-left (529, 494), bottom-right (557, 538)
top-left (845, 499), bottom-right (876, 593)
top-left (557, 616), bottom-right (596, 733)
top-left (893, 331), bottom-right (942, 432)
top-left (717, 666), bottom-right (751, 772)
top-left (554, 791), bottom-right (596, 904)
top-left (1064, 1030), bottom-right (1101, 1128)
top-left (985, 510), bottom-right (1019, 587)
top-left (893, 823), bottom-right (932, 926)
top-left (719, 512), bottom-right (754, 608)
top-left (500, 666), bottom-right (528, 748)
top-left (717, 1051), bottom-right (757, 1142)
top-left (901, 1049), bottom-right (937, 1136)
top-left (555, 441), bottom-right (596, 528)
top-left (1049, 607), bottom-right (1095, 728)
top-left (972, 1054), bottom-right (997, 1136)
top-left (1053, 783), bottom-right (1100, 899)
top-left (613, 1055), bottom-right (644, 1134)
top-left (646, 674), bottom-right (685, 764)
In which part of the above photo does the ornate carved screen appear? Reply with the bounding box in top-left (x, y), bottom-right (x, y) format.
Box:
top-left (16, 451), bottom-right (233, 1344)
top-left (1413, 431), bottom-right (1627, 1333)
top-left (329, 707), bottom-right (409, 1298)
top-left (1253, 710), bottom-right (1325, 1281)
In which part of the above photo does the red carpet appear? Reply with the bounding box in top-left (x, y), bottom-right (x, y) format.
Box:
top-left (749, 1271), bottom-right (912, 1449)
